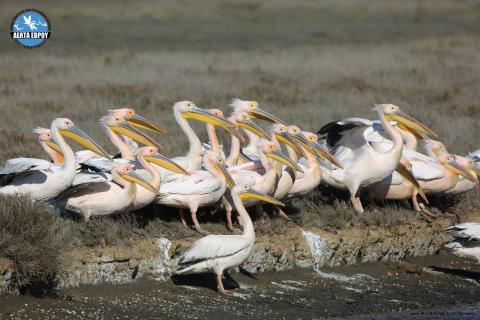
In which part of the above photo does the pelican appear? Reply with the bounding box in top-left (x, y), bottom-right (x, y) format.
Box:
top-left (410, 153), bottom-right (477, 194)
top-left (76, 108), bottom-right (166, 163)
top-left (174, 180), bottom-right (284, 294)
top-left (445, 223), bottom-right (480, 263)
top-left (0, 118), bottom-right (110, 201)
top-left (54, 164), bottom-right (159, 220)
top-left (130, 146), bottom-right (189, 210)
top-left (158, 101), bottom-right (238, 180)
top-left (33, 127), bottom-right (64, 165)
top-left (222, 141), bottom-right (302, 231)
top-left (229, 98), bottom-right (286, 161)
top-left (421, 140), bottom-right (479, 194)
top-left (287, 131), bottom-right (329, 198)
top-left (1, 127), bottom-right (65, 181)
top-left (318, 104), bottom-right (437, 213)
top-left (72, 115), bottom-right (166, 186)
top-left (155, 151), bottom-right (235, 234)
top-left (366, 157), bottom-right (431, 215)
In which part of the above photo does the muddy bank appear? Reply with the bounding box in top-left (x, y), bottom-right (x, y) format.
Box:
top-left (1, 255), bottom-right (479, 319)
top-left (1, 213), bottom-right (478, 294)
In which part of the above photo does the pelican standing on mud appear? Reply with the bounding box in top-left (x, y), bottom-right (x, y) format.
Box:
top-left (174, 180), bottom-right (284, 294)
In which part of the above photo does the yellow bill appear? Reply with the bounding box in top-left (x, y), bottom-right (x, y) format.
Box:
top-left (127, 114), bottom-right (167, 134)
top-left (266, 149), bottom-right (304, 173)
top-left (385, 111), bottom-right (438, 139)
top-left (145, 153), bottom-right (190, 175)
top-left (446, 160), bottom-right (478, 183)
top-left (214, 162), bottom-right (236, 189)
top-left (249, 107), bottom-right (287, 125)
top-left (45, 140), bottom-right (63, 155)
top-left (59, 126), bottom-right (111, 160)
top-left (111, 123), bottom-right (164, 151)
top-left (396, 162), bottom-right (428, 204)
top-left (122, 170), bottom-right (161, 196)
top-left (238, 119), bottom-right (270, 139)
top-left (239, 189), bottom-right (284, 206)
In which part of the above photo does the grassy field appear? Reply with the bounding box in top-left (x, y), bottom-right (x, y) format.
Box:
top-left (1, 0), bottom-right (480, 291)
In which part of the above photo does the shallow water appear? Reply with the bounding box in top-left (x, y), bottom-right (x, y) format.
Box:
top-left (1, 254), bottom-right (479, 319)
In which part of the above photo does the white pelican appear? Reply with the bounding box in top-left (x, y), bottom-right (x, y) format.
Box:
top-left (54, 164), bottom-right (159, 220)
top-left (229, 98), bottom-right (286, 161)
top-left (366, 157), bottom-right (431, 216)
top-left (107, 107), bottom-right (166, 158)
top-left (73, 115), bottom-right (166, 186)
top-left (411, 153), bottom-right (477, 194)
top-left (223, 141), bottom-right (302, 231)
top-left (421, 140), bottom-right (479, 194)
top-left (287, 131), bottom-right (329, 198)
top-left (76, 110), bottom-right (165, 163)
top-left (318, 104), bottom-right (437, 213)
top-left (33, 127), bottom-right (64, 165)
top-left (175, 180), bottom-right (284, 294)
top-left (155, 151), bottom-right (235, 234)
top-left (130, 146), bottom-right (189, 210)
top-left (0, 118), bottom-right (110, 201)
top-left (158, 101), bottom-right (238, 179)
top-left (445, 223), bottom-right (480, 263)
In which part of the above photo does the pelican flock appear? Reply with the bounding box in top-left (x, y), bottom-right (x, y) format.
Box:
top-left (0, 99), bottom-right (479, 293)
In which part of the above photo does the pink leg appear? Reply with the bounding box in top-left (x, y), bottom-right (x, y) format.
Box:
top-left (179, 209), bottom-right (189, 229)
top-left (191, 211), bottom-right (209, 235)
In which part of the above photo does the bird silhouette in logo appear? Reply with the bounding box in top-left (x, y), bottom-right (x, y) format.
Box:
top-left (38, 19), bottom-right (48, 27)
top-left (13, 24), bottom-right (23, 31)
top-left (23, 15), bottom-right (38, 31)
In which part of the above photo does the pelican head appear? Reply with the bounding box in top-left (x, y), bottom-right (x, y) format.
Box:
top-left (271, 124), bottom-right (303, 156)
top-left (235, 181), bottom-right (284, 206)
top-left (108, 108), bottom-right (166, 134)
top-left (54, 118), bottom-right (111, 159)
top-left (204, 151), bottom-right (236, 189)
top-left (423, 139), bottom-right (448, 158)
top-left (175, 101), bottom-right (239, 137)
top-left (139, 146), bottom-right (190, 175)
top-left (230, 98), bottom-right (286, 125)
top-left (230, 111), bottom-right (269, 139)
top-left (375, 104), bottom-right (438, 139)
top-left (115, 164), bottom-right (160, 195)
top-left (33, 127), bottom-right (63, 154)
top-left (439, 154), bottom-right (478, 183)
top-left (261, 142), bottom-right (304, 173)
top-left (102, 115), bottom-right (164, 151)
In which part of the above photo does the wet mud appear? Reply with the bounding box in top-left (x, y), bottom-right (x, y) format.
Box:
top-left (1, 254), bottom-right (479, 319)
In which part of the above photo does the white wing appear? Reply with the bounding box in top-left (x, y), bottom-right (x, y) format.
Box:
top-left (160, 171), bottom-right (220, 195)
top-left (179, 235), bottom-right (250, 266)
top-left (72, 171), bottom-right (112, 186)
top-left (445, 223), bottom-right (480, 241)
top-left (410, 160), bottom-right (444, 180)
top-left (0, 158), bottom-right (51, 175)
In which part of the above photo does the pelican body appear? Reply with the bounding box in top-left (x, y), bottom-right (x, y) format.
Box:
top-left (318, 104), bottom-right (437, 213)
top-left (54, 164), bottom-right (159, 220)
top-left (0, 118), bottom-right (110, 201)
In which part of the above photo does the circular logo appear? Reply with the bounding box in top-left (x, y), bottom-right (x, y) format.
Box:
top-left (10, 9), bottom-right (51, 48)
